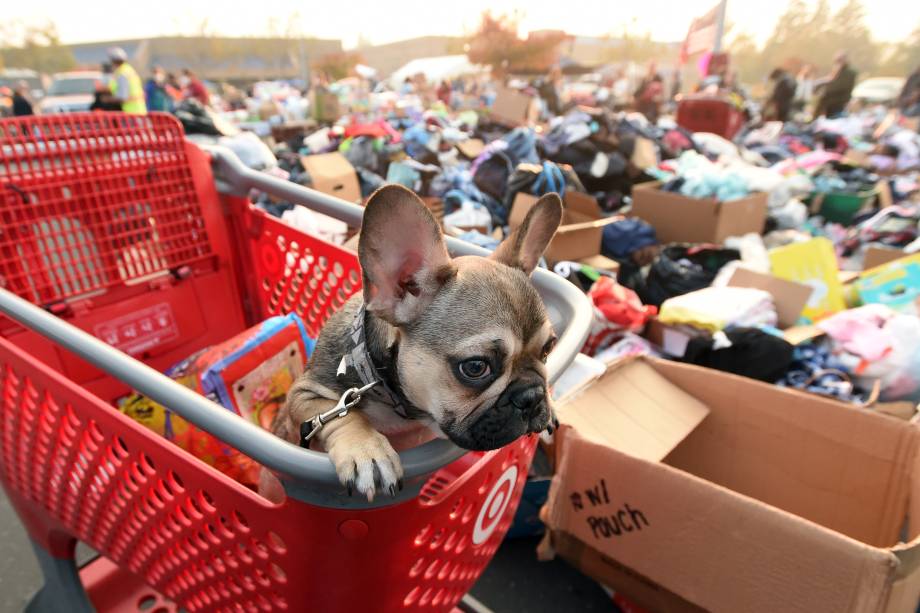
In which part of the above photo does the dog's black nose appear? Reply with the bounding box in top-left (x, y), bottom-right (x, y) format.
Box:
top-left (510, 385), bottom-right (545, 419)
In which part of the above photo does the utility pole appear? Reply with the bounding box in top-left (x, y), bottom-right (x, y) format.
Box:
top-left (713, 0), bottom-right (728, 53)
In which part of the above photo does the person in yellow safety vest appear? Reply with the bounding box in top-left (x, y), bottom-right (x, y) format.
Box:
top-left (105, 47), bottom-right (147, 115)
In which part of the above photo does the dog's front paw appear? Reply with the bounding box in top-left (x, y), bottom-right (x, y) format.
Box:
top-left (327, 430), bottom-right (404, 502)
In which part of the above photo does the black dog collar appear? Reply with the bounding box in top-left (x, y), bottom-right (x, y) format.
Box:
top-left (336, 304), bottom-right (419, 420)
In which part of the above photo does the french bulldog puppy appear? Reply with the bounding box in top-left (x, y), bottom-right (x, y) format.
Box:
top-left (268, 184), bottom-right (562, 501)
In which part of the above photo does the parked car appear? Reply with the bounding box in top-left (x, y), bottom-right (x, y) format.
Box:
top-left (0, 69), bottom-right (47, 116)
top-left (852, 77), bottom-right (906, 105)
top-left (0, 68), bottom-right (46, 100)
top-left (39, 71), bottom-right (103, 114)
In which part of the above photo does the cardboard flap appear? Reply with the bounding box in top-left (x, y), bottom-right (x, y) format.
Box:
top-left (726, 268), bottom-right (813, 328)
top-left (863, 247), bottom-right (908, 270)
top-left (556, 359), bottom-right (710, 462)
top-left (554, 216), bottom-right (618, 234)
top-left (552, 353), bottom-right (607, 404)
top-left (565, 191), bottom-right (603, 219)
top-left (456, 138), bottom-right (485, 160)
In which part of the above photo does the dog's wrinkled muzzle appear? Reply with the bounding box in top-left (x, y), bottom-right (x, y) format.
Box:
top-left (445, 382), bottom-right (551, 451)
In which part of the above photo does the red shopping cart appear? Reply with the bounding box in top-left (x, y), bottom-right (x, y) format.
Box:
top-left (676, 94), bottom-right (746, 140)
top-left (0, 113), bottom-right (590, 612)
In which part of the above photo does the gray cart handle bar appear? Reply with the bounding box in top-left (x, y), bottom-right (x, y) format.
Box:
top-left (0, 145), bottom-right (591, 508)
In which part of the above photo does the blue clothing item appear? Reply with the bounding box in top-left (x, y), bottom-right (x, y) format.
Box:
top-left (530, 161), bottom-right (566, 196)
top-left (500, 127), bottom-right (540, 166)
top-left (601, 218), bottom-right (658, 260)
top-left (777, 343), bottom-right (867, 403)
top-left (401, 123), bottom-right (431, 159)
top-left (144, 79), bottom-right (172, 112)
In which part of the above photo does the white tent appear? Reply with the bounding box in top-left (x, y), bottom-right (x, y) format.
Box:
top-left (388, 55), bottom-right (486, 87)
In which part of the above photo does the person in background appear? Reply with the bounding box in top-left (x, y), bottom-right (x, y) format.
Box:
top-left (144, 66), bottom-right (172, 112)
top-left (90, 63), bottom-right (122, 111)
top-left (105, 47), bottom-right (147, 114)
top-left (436, 80), bottom-right (451, 106)
top-left (611, 69), bottom-right (630, 110)
top-left (634, 62), bottom-right (664, 123)
top-left (12, 81), bottom-right (34, 116)
top-left (766, 68), bottom-right (796, 122)
top-left (814, 52), bottom-right (857, 119)
top-left (794, 64), bottom-right (816, 113)
top-left (164, 73), bottom-right (183, 103)
top-left (400, 77), bottom-right (415, 95)
top-left (898, 65), bottom-right (920, 117)
top-left (182, 69), bottom-right (210, 106)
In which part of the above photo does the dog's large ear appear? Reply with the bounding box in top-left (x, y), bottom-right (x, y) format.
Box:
top-left (359, 184), bottom-right (456, 325)
top-left (491, 193), bottom-right (563, 275)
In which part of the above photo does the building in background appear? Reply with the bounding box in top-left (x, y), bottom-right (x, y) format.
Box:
top-left (67, 37), bottom-right (342, 84)
top-left (357, 36), bottom-right (467, 78)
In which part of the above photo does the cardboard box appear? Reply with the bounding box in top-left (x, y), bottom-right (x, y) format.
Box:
top-left (864, 246), bottom-right (908, 270)
top-left (631, 182), bottom-right (768, 245)
top-left (299, 153), bottom-right (361, 203)
top-left (725, 268), bottom-right (813, 328)
top-left (309, 89), bottom-right (341, 123)
top-left (578, 254), bottom-right (620, 275)
top-left (490, 86), bottom-right (539, 126)
top-left (855, 253), bottom-right (920, 317)
top-left (643, 317), bottom-right (705, 358)
top-left (456, 138), bottom-right (485, 160)
top-left (510, 191), bottom-right (618, 263)
top-left (544, 358), bottom-right (920, 613)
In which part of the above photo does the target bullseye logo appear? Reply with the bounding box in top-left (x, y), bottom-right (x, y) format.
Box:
top-left (472, 465), bottom-right (518, 545)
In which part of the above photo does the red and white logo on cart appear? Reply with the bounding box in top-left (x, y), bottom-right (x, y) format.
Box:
top-left (95, 303), bottom-right (179, 355)
top-left (472, 465), bottom-right (518, 546)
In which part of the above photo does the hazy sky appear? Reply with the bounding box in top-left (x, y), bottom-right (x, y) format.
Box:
top-left (7, 0), bottom-right (919, 48)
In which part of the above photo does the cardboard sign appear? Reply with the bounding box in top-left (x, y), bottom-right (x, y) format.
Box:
top-left (631, 182), bottom-right (768, 245)
top-left (300, 153), bottom-right (361, 203)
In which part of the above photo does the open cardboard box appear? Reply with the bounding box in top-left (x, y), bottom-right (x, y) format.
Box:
top-left (300, 152), bottom-right (361, 203)
top-left (490, 86), bottom-right (540, 126)
top-left (631, 182), bottom-right (768, 245)
top-left (543, 357), bottom-right (920, 613)
top-left (644, 268), bottom-right (813, 357)
top-left (510, 191), bottom-right (619, 271)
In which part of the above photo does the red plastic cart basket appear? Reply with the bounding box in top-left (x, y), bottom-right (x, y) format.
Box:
top-left (676, 95), bottom-right (745, 140)
top-left (0, 113), bottom-right (591, 612)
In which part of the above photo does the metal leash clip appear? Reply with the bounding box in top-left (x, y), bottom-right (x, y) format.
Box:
top-left (299, 380), bottom-right (378, 448)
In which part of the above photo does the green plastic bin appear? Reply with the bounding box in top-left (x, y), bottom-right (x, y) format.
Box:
top-left (811, 187), bottom-right (879, 225)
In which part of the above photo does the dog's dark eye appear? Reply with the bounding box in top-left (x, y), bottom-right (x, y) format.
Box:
top-left (458, 358), bottom-right (491, 380)
top-left (541, 336), bottom-right (558, 362)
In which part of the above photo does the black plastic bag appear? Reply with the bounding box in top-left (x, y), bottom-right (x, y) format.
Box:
top-left (473, 149), bottom-right (514, 202)
top-left (637, 244), bottom-right (739, 307)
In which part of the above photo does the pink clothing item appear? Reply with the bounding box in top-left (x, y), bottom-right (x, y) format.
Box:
top-left (817, 304), bottom-right (895, 362)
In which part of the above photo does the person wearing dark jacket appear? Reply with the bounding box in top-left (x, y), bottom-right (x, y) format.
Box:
top-left (814, 52), bottom-right (857, 119)
top-left (11, 81), bottom-right (33, 116)
top-left (898, 66), bottom-right (920, 116)
top-left (766, 68), bottom-right (796, 122)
